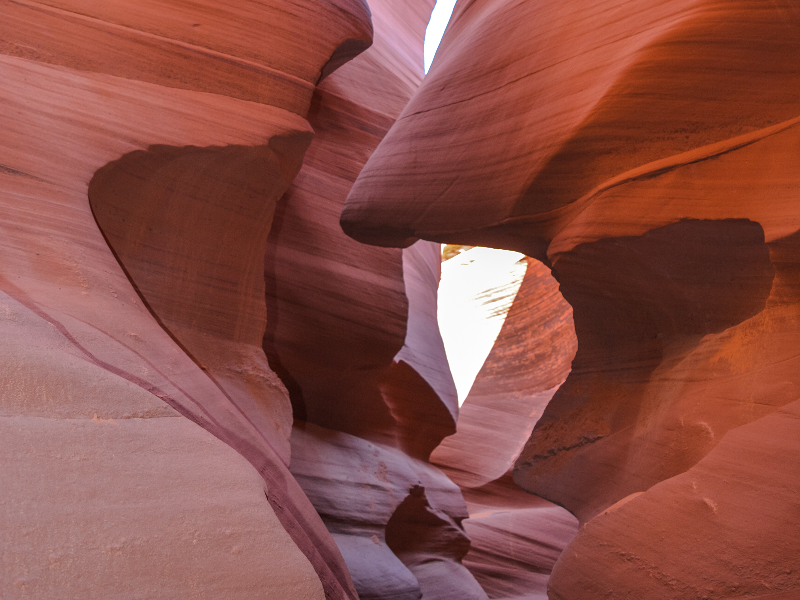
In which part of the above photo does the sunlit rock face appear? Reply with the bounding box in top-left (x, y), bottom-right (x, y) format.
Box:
top-left (344, 0), bottom-right (800, 597)
top-left (7, 0), bottom-right (800, 598)
top-left (436, 247), bottom-right (527, 406)
top-left (433, 255), bottom-right (576, 488)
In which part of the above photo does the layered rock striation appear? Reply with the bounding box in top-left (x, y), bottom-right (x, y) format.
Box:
top-left (6, 0), bottom-right (800, 598)
top-left (344, 0), bottom-right (800, 598)
top-left (260, 1), bottom-right (488, 597)
top-left (432, 256), bottom-right (576, 489)
top-left (1, 0), bottom-right (376, 597)
top-left (430, 254), bottom-right (579, 600)
top-left (2, 0), bottom-right (488, 597)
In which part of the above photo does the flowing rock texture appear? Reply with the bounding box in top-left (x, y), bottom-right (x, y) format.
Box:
top-left (260, 1), bottom-right (489, 598)
top-left (431, 255), bottom-right (580, 600)
top-left (344, 0), bottom-right (800, 598)
top-left (1, 0), bottom-right (376, 598)
top-left (2, 0), bottom-right (496, 598)
top-left (432, 257), bottom-right (576, 489)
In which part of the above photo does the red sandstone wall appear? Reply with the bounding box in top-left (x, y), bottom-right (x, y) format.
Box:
top-left (344, 1), bottom-right (800, 598)
top-left (6, 0), bottom-right (799, 598)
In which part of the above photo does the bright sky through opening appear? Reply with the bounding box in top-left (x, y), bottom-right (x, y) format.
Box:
top-left (424, 4), bottom-right (527, 404)
top-left (438, 248), bottom-right (526, 405)
top-left (424, 0), bottom-right (458, 72)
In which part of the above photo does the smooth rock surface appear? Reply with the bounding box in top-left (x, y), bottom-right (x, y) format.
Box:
top-left (8, 0), bottom-right (800, 597)
top-left (548, 399), bottom-right (800, 599)
top-left (0, 0), bottom-right (378, 595)
top-left (430, 254), bottom-right (578, 599)
top-left (432, 257), bottom-right (576, 489)
top-left (264, 0), bottom-right (451, 457)
top-left (462, 476), bottom-right (579, 600)
top-left (0, 285), bottom-right (325, 599)
top-left (292, 422), bottom-right (487, 600)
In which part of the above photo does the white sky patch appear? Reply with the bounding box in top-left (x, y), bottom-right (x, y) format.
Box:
top-left (438, 248), bottom-right (527, 405)
top-left (424, 0), bottom-right (458, 73)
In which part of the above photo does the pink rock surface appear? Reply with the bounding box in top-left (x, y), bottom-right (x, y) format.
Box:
top-left (292, 422), bottom-right (487, 600)
top-left (0, 57), bottom-right (340, 596)
top-left (515, 217), bottom-right (795, 522)
top-left (0, 0), bottom-right (382, 595)
top-left (257, 0), bottom-right (484, 598)
top-left (0, 0), bottom-right (371, 113)
top-left (461, 476), bottom-right (579, 600)
top-left (343, 0), bottom-right (800, 253)
top-left (7, 0), bottom-right (799, 597)
top-left (263, 0), bottom-right (452, 457)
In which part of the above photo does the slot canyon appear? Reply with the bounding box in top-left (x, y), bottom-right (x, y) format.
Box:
top-left (1, 0), bottom-right (799, 599)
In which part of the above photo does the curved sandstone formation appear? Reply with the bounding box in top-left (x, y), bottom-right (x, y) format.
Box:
top-left (343, 0), bottom-right (800, 253)
top-left (262, 0), bottom-right (453, 456)
top-left (0, 58), bottom-right (340, 598)
top-left (291, 422), bottom-right (486, 600)
top-left (344, 0), bottom-right (800, 597)
top-left (0, 0), bottom-right (371, 113)
top-left (430, 256), bottom-right (579, 600)
top-left (0, 0), bottom-right (379, 597)
top-left (461, 475), bottom-right (580, 600)
top-left (6, 0), bottom-right (800, 597)
top-left (432, 257), bottom-right (576, 489)
top-left (548, 397), bottom-right (800, 599)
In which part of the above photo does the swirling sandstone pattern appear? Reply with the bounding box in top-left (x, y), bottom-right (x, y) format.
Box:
top-left (432, 257), bottom-right (576, 489)
top-left (430, 256), bottom-right (579, 600)
top-left (344, 0), bottom-right (800, 597)
top-left (261, 1), bottom-right (487, 597)
top-left (0, 1), bottom-right (374, 598)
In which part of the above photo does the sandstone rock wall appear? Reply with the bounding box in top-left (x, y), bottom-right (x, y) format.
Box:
top-left (429, 255), bottom-right (579, 600)
top-left (0, 1), bottom-right (377, 597)
top-left (432, 257), bottom-right (576, 489)
top-left (344, 0), bottom-right (800, 597)
top-left (6, 0), bottom-right (799, 598)
top-left (260, 1), bottom-right (490, 597)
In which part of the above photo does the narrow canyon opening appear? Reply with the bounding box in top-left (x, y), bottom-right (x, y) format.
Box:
top-left (432, 244), bottom-right (580, 598)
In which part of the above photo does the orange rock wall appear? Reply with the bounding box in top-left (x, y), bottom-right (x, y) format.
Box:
top-left (6, 0), bottom-right (799, 598)
top-left (344, 0), bottom-right (800, 598)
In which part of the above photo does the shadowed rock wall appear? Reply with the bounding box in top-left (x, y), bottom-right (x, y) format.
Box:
top-left (2, 0), bottom-right (483, 597)
top-left (6, 0), bottom-right (799, 598)
top-left (260, 1), bottom-right (488, 597)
